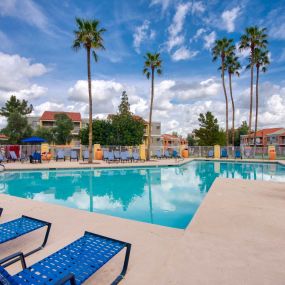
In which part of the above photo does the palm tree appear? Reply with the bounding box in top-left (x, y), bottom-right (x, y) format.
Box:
top-left (72, 18), bottom-right (106, 163)
top-left (252, 48), bottom-right (270, 151)
top-left (212, 38), bottom-right (234, 147)
top-left (239, 26), bottom-right (267, 141)
top-left (143, 52), bottom-right (162, 160)
top-left (225, 51), bottom-right (241, 146)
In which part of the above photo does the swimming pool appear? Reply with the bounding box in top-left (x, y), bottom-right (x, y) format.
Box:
top-left (1, 161), bottom-right (285, 229)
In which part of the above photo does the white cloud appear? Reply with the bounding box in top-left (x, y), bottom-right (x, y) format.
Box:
top-left (166, 2), bottom-right (191, 52)
top-left (190, 28), bottom-right (206, 43)
top-left (221, 7), bottom-right (240, 33)
top-left (133, 20), bottom-right (156, 54)
top-left (149, 0), bottom-right (173, 12)
top-left (191, 1), bottom-right (205, 14)
top-left (171, 46), bottom-right (199, 61)
top-left (203, 31), bottom-right (216, 50)
top-left (0, 52), bottom-right (48, 104)
top-left (0, 0), bottom-right (50, 34)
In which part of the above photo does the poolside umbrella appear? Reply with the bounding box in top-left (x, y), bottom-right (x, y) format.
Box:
top-left (21, 137), bottom-right (47, 156)
top-left (21, 137), bottom-right (47, 143)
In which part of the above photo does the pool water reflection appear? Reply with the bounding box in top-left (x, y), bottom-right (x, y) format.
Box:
top-left (0, 161), bottom-right (284, 229)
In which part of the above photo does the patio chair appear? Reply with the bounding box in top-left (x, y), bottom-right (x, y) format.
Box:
top-left (114, 150), bottom-right (121, 161)
top-left (0, 231), bottom-right (131, 285)
top-left (70, 150), bottom-right (79, 161)
top-left (82, 150), bottom-right (89, 161)
top-left (120, 151), bottom-right (129, 163)
top-left (103, 150), bottom-right (109, 161)
top-left (155, 150), bottom-right (162, 159)
top-left (173, 149), bottom-right (183, 159)
top-left (0, 153), bottom-right (7, 163)
top-left (56, 150), bottom-right (65, 161)
top-left (207, 150), bottom-right (214, 158)
top-left (30, 152), bottom-right (41, 163)
top-left (0, 214), bottom-right (51, 266)
top-left (8, 151), bottom-right (18, 162)
top-left (132, 152), bottom-right (142, 162)
top-left (235, 149), bottom-right (242, 159)
top-left (164, 150), bottom-right (171, 159)
top-left (107, 151), bottom-right (115, 163)
top-left (220, 148), bottom-right (228, 158)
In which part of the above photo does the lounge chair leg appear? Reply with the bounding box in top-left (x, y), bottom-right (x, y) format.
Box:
top-left (111, 243), bottom-right (131, 285)
top-left (3, 221), bottom-right (52, 267)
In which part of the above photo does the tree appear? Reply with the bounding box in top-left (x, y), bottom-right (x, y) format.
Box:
top-left (80, 92), bottom-right (145, 146)
top-left (233, 121), bottom-right (249, 146)
top-left (194, 112), bottom-right (226, 146)
top-left (0, 95), bottom-right (33, 117)
top-left (53, 114), bottom-right (74, 145)
top-left (239, 26), bottom-right (268, 137)
top-left (118, 91), bottom-right (131, 115)
top-left (187, 134), bottom-right (196, 146)
top-left (73, 18), bottom-right (106, 163)
top-left (225, 49), bottom-right (241, 146)
top-left (251, 48), bottom-right (270, 150)
top-left (2, 112), bottom-right (32, 144)
top-left (143, 52), bottom-right (162, 160)
top-left (33, 127), bottom-right (55, 144)
top-left (212, 38), bottom-right (234, 147)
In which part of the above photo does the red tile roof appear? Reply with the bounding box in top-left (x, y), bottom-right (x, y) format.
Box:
top-left (252, 128), bottom-right (283, 137)
top-left (40, 111), bottom-right (81, 122)
top-left (0, 134), bottom-right (8, 140)
top-left (162, 134), bottom-right (180, 140)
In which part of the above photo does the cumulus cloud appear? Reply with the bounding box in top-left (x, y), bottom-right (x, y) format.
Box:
top-left (190, 28), bottom-right (206, 43)
top-left (0, 52), bottom-right (48, 104)
top-left (171, 46), bottom-right (199, 61)
top-left (221, 7), bottom-right (240, 33)
top-left (203, 31), bottom-right (216, 50)
top-left (133, 20), bottom-right (156, 54)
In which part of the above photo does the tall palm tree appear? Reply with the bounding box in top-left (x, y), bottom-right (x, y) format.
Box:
top-left (212, 38), bottom-right (234, 147)
top-left (252, 48), bottom-right (270, 150)
top-left (72, 18), bottom-right (106, 163)
top-left (239, 26), bottom-right (267, 141)
top-left (143, 52), bottom-right (162, 160)
top-left (225, 51), bottom-right (241, 146)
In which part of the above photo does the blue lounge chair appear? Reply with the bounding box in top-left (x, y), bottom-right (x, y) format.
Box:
top-left (0, 231), bottom-right (131, 285)
top-left (155, 150), bottom-right (162, 159)
top-left (114, 150), bottom-right (121, 161)
top-left (132, 152), bottom-right (142, 162)
top-left (82, 150), bottom-right (89, 161)
top-left (70, 150), bottom-right (78, 161)
top-left (103, 150), bottom-right (109, 161)
top-left (9, 151), bottom-right (18, 162)
top-left (120, 151), bottom-right (129, 162)
top-left (56, 150), bottom-right (65, 161)
top-left (164, 150), bottom-right (171, 159)
top-left (220, 148), bottom-right (228, 158)
top-left (0, 153), bottom-right (7, 163)
top-left (207, 150), bottom-right (214, 158)
top-left (173, 150), bottom-right (182, 159)
top-left (30, 152), bottom-right (41, 163)
top-left (107, 151), bottom-right (115, 163)
top-left (235, 149), bottom-right (242, 159)
top-left (0, 214), bottom-right (51, 265)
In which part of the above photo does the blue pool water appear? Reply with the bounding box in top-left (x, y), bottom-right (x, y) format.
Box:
top-left (0, 161), bottom-right (285, 229)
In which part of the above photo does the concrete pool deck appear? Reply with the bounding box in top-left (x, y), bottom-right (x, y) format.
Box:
top-left (1, 178), bottom-right (285, 284)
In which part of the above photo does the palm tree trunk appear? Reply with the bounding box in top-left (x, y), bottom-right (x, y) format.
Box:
top-left (248, 48), bottom-right (254, 145)
top-left (147, 67), bottom-right (154, 161)
top-left (229, 73), bottom-right (235, 146)
top-left (253, 66), bottom-right (259, 155)
top-left (87, 47), bottom-right (93, 163)
top-left (221, 58), bottom-right (229, 146)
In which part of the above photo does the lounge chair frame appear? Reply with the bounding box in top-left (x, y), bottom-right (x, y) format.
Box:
top-left (0, 215), bottom-right (51, 267)
top-left (0, 231), bottom-right (131, 285)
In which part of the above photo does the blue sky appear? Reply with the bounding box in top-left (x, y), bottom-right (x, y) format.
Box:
top-left (0, 0), bottom-right (284, 134)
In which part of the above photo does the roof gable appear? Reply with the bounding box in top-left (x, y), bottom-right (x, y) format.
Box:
top-left (40, 111), bottom-right (81, 122)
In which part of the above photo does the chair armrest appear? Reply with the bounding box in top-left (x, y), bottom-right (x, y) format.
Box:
top-left (54, 273), bottom-right (76, 285)
top-left (0, 252), bottom-right (27, 269)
